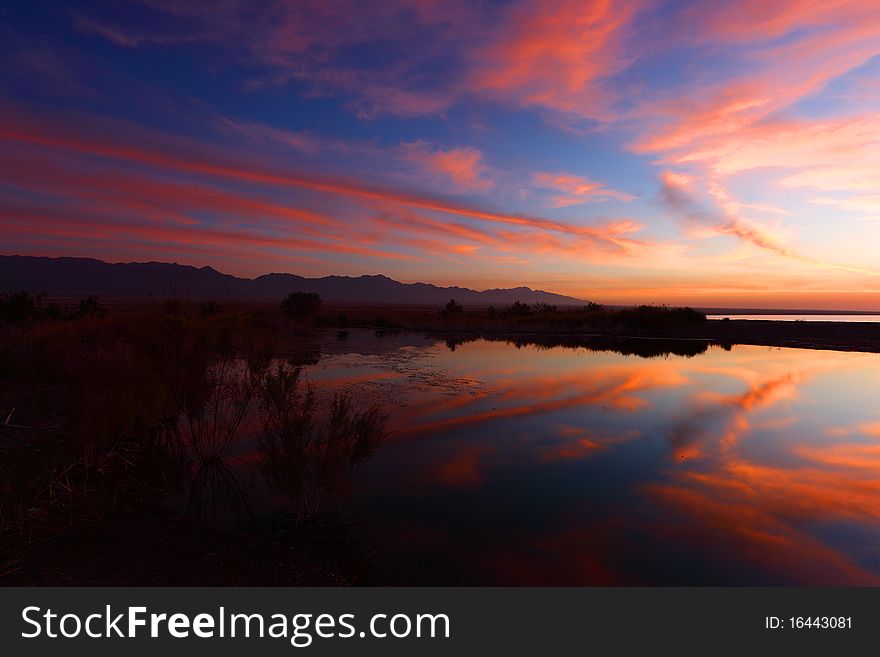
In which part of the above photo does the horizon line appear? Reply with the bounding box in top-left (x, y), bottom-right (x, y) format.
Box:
top-left (4, 253), bottom-right (880, 315)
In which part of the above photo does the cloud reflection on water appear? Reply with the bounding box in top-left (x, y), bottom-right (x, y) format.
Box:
top-left (327, 334), bottom-right (880, 584)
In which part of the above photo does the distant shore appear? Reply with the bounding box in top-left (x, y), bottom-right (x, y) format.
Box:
top-left (680, 318), bottom-right (880, 354)
top-left (423, 319), bottom-right (880, 354)
top-left (311, 305), bottom-right (880, 355)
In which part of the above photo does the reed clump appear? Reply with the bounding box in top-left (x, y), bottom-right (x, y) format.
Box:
top-left (0, 301), bottom-right (386, 554)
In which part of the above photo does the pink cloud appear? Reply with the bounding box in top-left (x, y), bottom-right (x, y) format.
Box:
top-left (0, 105), bottom-right (665, 275)
top-left (810, 195), bottom-right (880, 218)
top-left (75, 1), bottom-right (643, 122)
top-left (629, 4), bottom-right (880, 275)
top-left (0, 105), bottom-right (657, 250)
top-left (634, 1), bottom-right (880, 155)
top-left (532, 171), bottom-right (635, 206)
top-left (682, 0), bottom-right (880, 44)
top-left (401, 141), bottom-right (494, 192)
top-left (465, 0), bottom-right (642, 120)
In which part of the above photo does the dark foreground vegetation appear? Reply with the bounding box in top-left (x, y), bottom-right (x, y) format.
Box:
top-left (335, 298), bottom-right (709, 333)
top-left (0, 293), bottom-right (388, 585)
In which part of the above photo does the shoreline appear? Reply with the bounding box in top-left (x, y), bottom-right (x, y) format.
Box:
top-left (621, 318), bottom-right (880, 354)
top-left (417, 319), bottom-right (880, 354)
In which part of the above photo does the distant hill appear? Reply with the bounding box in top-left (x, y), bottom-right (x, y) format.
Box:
top-left (0, 256), bottom-right (585, 306)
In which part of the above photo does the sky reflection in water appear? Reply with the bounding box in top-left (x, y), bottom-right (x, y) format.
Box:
top-left (311, 333), bottom-right (880, 585)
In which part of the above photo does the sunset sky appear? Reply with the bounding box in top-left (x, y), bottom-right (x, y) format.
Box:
top-left (2, 1), bottom-right (880, 308)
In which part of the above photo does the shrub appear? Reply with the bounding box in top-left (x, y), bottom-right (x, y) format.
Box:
top-left (258, 361), bottom-right (386, 518)
top-left (0, 290), bottom-right (42, 323)
top-left (506, 300), bottom-right (532, 317)
top-left (281, 291), bottom-right (322, 321)
top-left (76, 296), bottom-right (105, 318)
top-left (440, 299), bottom-right (464, 317)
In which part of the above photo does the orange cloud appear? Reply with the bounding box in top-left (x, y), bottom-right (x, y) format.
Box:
top-left (401, 142), bottom-right (494, 192)
top-left (0, 106), bottom-right (649, 256)
top-left (685, 0), bottom-right (880, 45)
top-left (0, 149), bottom-right (340, 231)
top-left (632, 5), bottom-right (880, 159)
top-left (369, 210), bottom-right (649, 265)
top-left (532, 171), bottom-right (635, 206)
top-left (0, 202), bottom-right (406, 261)
top-left (0, 137), bottom-right (656, 271)
top-left (467, 0), bottom-right (641, 119)
top-left (825, 420), bottom-right (880, 439)
top-left (73, 1), bottom-right (642, 123)
top-left (796, 443), bottom-right (880, 470)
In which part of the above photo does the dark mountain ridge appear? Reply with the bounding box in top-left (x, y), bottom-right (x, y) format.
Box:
top-left (0, 256), bottom-right (585, 306)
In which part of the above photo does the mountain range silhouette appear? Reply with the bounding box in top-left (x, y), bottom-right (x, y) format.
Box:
top-left (0, 256), bottom-right (584, 306)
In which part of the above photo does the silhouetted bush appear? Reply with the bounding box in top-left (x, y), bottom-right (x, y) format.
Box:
top-left (0, 291), bottom-right (107, 323)
top-left (440, 299), bottom-right (464, 317)
top-left (281, 291), bottom-right (322, 321)
top-left (0, 290), bottom-right (41, 323)
top-left (1, 307), bottom-right (386, 535)
top-left (612, 305), bottom-right (706, 330)
top-left (258, 361), bottom-right (386, 518)
top-left (505, 300), bottom-right (532, 317)
top-left (76, 295), bottom-right (105, 318)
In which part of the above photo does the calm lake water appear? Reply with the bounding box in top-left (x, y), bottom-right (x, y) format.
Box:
top-left (708, 314), bottom-right (880, 322)
top-left (199, 331), bottom-right (880, 585)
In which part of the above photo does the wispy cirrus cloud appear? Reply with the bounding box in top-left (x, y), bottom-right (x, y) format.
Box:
top-left (633, 2), bottom-right (880, 153)
top-left (658, 171), bottom-right (880, 276)
top-left (659, 172), bottom-right (794, 258)
top-left (0, 104), bottom-right (658, 276)
top-left (532, 171), bottom-right (635, 207)
top-left (73, 0), bottom-right (644, 122)
top-left (625, 2), bottom-right (880, 273)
